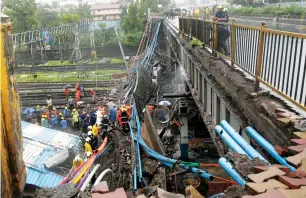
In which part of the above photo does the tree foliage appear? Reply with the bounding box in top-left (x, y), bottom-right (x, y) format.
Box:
top-left (229, 6), bottom-right (306, 17)
top-left (61, 12), bottom-right (81, 24)
top-left (121, 3), bottom-right (143, 33)
top-left (74, 3), bottom-right (92, 20)
top-left (38, 8), bottom-right (61, 28)
top-left (4, 0), bottom-right (39, 33)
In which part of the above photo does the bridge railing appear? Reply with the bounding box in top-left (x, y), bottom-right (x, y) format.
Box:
top-left (179, 17), bottom-right (306, 111)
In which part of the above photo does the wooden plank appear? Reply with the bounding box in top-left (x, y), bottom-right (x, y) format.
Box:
top-left (278, 175), bottom-right (306, 189)
top-left (246, 179), bottom-right (288, 194)
top-left (286, 149), bottom-right (306, 167)
top-left (277, 186), bottom-right (306, 198)
top-left (248, 167), bottom-right (286, 183)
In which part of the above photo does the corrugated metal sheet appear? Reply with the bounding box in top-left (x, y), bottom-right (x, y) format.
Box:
top-left (22, 121), bottom-right (81, 188)
top-left (26, 167), bottom-right (64, 188)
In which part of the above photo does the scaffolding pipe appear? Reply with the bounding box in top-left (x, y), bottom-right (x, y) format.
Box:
top-left (218, 157), bottom-right (246, 186)
top-left (93, 168), bottom-right (113, 187)
top-left (220, 120), bottom-right (269, 163)
top-left (215, 125), bottom-right (248, 156)
top-left (246, 127), bottom-right (296, 172)
top-left (80, 164), bottom-right (101, 191)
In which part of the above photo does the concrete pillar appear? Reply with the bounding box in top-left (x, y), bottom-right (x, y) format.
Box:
top-left (180, 116), bottom-right (189, 160)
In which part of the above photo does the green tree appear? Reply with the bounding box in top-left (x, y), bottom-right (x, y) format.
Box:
top-left (121, 3), bottom-right (143, 33)
top-left (4, 0), bottom-right (39, 33)
top-left (38, 8), bottom-right (61, 28)
top-left (75, 3), bottom-right (92, 19)
top-left (61, 12), bottom-right (80, 24)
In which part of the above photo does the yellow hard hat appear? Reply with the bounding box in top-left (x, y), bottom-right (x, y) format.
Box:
top-left (53, 107), bottom-right (56, 110)
top-left (65, 107), bottom-right (68, 109)
top-left (59, 113), bottom-right (62, 116)
top-left (61, 117), bottom-right (64, 120)
top-left (217, 5), bottom-right (223, 9)
top-left (37, 105), bottom-right (40, 108)
top-left (73, 109), bottom-right (76, 111)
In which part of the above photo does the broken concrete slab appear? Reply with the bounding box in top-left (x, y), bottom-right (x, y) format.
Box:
top-left (91, 181), bottom-right (109, 194)
top-left (253, 165), bottom-right (290, 173)
top-left (293, 132), bottom-right (306, 139)
top-left (278, 175), bottom-right (306, 189)
top-left (246, 179), bottom-right (288, 194)
top-left (297, 159), bottom-right (306, 172)
top-left (286, 148), bottom-right (306, 167)
top-left (291, 139), bottom-right (306, 145)
top-left (276, 112), bottom-right (297, 118)
top-left (247, 167), bottom-right (286, 183)
top-left (285, 170), bottom-right (306, 178)
top-left (288, 144), bottom-right (306, 154)
top-left (91, 188), bottom-right (127, 198)
top-left (156, 188), bottom-right (185, 198)
top-left (277, 186), bottom-right (306, 198)
top-left (185, 185), bottom-right (204, 198)
top-left (35, 184), bottom-right (79, 198)
top-left (242, 189), bottom-right (285, 198)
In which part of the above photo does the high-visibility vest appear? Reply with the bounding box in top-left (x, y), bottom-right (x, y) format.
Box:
top-left (73, 159), bottom-right (83, 170)
top-left (84, 142), bottom-right (93, 153)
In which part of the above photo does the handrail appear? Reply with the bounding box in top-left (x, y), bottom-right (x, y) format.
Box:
top-left (178, 17), bottom-right (306, 111)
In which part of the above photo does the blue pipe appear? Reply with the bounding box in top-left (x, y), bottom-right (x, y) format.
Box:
top-left (221, 120), bottom-right (269, 163)
top-left (218, 157), bottom-right (246, 186)
top-left (215, 125), bottom-right (248, 156)
top-left (180, 165), bottom-right (214, 180)
top-left (128, 122), bottom-right (138, 191)
top-left (246, 127), bottom-right (296, 172)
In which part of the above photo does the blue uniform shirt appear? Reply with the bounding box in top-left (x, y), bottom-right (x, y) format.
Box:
top-left (60, 120), bottom-right (67, 129)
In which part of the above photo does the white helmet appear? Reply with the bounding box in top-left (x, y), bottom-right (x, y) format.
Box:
top-left (86, 152), bottom-right (92, 158)
top-left (87, 131), bottom-right (92, 136)
top-left (88, 126), bottom-right (93, 130)
top-left (85, 137), bottom-right (91, 142)
top-left (74, 155), bottom-right (81, 161)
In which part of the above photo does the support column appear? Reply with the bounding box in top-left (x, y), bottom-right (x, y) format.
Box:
top-left (180, 116), bottom-right (189, 160)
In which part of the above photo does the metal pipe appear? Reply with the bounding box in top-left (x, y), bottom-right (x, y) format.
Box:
top-left (246, 127), bottom-right (296, 172)
top-left (180, 165), bottom-right (214, 181)
top-left (215, 125), bottom-right (248, 156)
top-left (93, 168), bottom-right (113, 187)
top-left (220, 120), bottom-right (269, 163)
top-left (163, 92), bottom-right (191, 98)
top-left (218, 158), bottom-right (246, 186)
top-left (80, 164), bottom-right (101, 191)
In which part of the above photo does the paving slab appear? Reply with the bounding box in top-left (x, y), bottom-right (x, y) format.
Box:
top-left (278, 175), bottom-right (306, 189)
top-left (293, 132), bottom-right (306, 139)
top-left (297, 159), bottom-right (306, 172)
top-left (248, 167), bottom-right (286, 183)
top-left (277, 186), bottom-right (306, 198)
top-left (246, 179), bottom-right (288, 194)
top-left (291, 139), bottom-right (306, 145)
top-left (285, 170), bottom-right (306, 178)
top-left (286, 149), bottom-right (306, 167)
top-left (253, 165), bottom-right (290, 173)
top-left (275, 146), bottom-right (291, 156)
top-left (242, 189), bottom-right (285, 198)
top-left (91, 181), bottom-right (109, 194)
top-left (288, 145), bottom-right (306, 154)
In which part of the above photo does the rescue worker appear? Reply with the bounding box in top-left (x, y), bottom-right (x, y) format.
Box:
top-left (60, 117), bottom-right (68, 132)
top-left (79, 84), bottom-right (85, 98)
top-left (126, 105), bottom-right (132, 118)
top-left (205, 7), bottom-right (210, 19)
top-left (90, 127), bottom-right (98, 149)
top-left (89, 89), bottom-right (95, 102)
top-left (75, 82), bottom-right (79, 92)
top-left (73, 113), bottom-right (79, 128)
top-left (73, 108), bottom-right (79, 117)
top-left (75, 90), bottom-right (81, 103)
top-left (64, 107), bottom-right (70, 117)
top-left (101, 115), bottom-right (109, 139)
top-left (36, 105), bottom-right (42, 125)
top-left (224, 8), bottom-right (229, 22)
top-left (73, 156), bottom-right (83, 171)
top-left (109, 105), bottom-right (117, 124)
top-left (41, 115), bottom-right (47, 128)
top-left (90, 112), bottom-right (96, 126)
top-left (217, 25), bottom-right (230, 56)
top-left (194, 7), bottom-right (200, 17)
top-left (68, 96), bottom-right (74, 110)
top-left (79, 117), bottom-right (85, 132)
top-left (215, 5), bottom-right (228, 22)
top-left (52, 107), bottom-right (57, 116)
top-left (84, 137), bottom-right (93, 153)
top-left (117, 106), bottom-right (129, 131)
top-left (46, 96), bottom-right (53, 110)
top-left (64, 87), bottom-right (69, 101)
top-left (92, 123), bottom-right (99, 137)
top-left (50, 115), bottom-right (58, 129)
top-left (85, 152), bottom-right (92, 161)
top-left (57, 113), bottom-right (62, 125)
top-left (81, 111), bottom-right (87, 120)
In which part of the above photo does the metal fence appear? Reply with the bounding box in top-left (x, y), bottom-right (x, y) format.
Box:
top-left (179, 17), bottom-right (306, 111)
